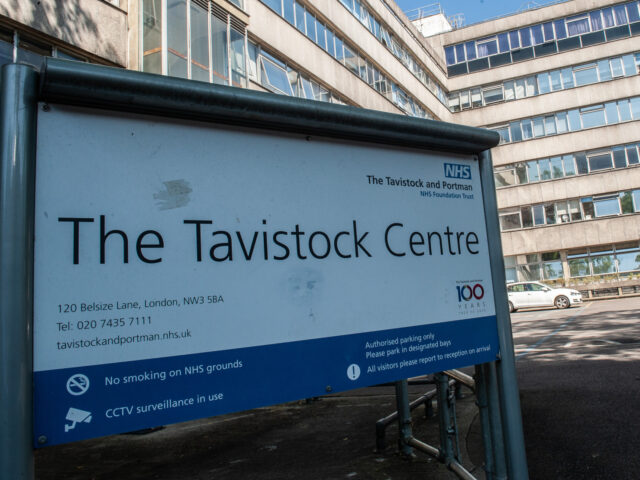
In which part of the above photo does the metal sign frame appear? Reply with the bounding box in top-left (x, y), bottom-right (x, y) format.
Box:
top-left (0, 59), bottom-right (528, 479)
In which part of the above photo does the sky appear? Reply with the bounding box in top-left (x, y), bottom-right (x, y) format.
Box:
top-left (393, 0), bottom-right (557, 26)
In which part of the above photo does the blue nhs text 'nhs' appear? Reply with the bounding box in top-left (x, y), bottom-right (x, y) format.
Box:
top-left (444, 163), bottom-right (471, 180)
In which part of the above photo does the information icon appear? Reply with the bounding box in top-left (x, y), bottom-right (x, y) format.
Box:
top-left (66, 374), bottom-right (90, 396)
top-left (346, 364), bottom-right (361, 381)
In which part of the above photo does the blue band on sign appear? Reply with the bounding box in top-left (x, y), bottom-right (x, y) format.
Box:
top-left (34, 315), bottom-right (498, 447)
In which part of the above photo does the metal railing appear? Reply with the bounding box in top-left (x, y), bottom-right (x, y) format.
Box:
top-left (375, 369), bottom-right (499, 480)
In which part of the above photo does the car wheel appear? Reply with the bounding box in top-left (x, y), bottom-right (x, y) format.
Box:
top-left (554, 295), bottom-right (570, 309)
top-left (508, 301), bottom-right (516, 313)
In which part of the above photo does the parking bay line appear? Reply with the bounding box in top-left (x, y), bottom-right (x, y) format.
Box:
top-left (516, 303), bottom-right (593, 360)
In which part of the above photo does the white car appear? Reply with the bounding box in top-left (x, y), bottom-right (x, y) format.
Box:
top-left (506, 281), bottom-right (582, 312)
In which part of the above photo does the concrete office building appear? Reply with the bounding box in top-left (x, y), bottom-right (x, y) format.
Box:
top-left (432, 0), bottom-right (640, 295)
top-left (1, 0), bottom-right (638, 295)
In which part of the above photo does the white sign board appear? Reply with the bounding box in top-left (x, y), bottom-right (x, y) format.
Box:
top-left (33, 105), bottom-right (498, 446)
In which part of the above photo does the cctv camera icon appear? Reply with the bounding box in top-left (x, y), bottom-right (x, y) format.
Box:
top-left (64, 407), bottom-right (92, 432)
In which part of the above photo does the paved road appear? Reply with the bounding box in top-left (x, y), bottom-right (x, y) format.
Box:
top-left (511, 297), bottom-right (640, 480)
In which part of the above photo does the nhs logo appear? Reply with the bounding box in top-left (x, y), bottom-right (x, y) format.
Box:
top-left (444, 163), bottom-right (471, 180)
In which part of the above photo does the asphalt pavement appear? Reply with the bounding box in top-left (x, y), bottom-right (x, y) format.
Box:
top-left (512, 297), bottom-right (640, 480)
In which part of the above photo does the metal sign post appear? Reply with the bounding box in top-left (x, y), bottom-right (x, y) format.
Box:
top-left (0, 59), bottom-right (528, 479)
top-left (0, 64), bottom-right (38, 480)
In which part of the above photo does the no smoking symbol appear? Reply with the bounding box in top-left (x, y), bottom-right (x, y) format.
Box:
top-left (66, 374), bottom-right (90, 396)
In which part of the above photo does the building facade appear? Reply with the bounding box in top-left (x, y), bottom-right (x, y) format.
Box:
top-left (432, 0), bottom-right (640, 295)
top-left (1, 0), bottom-right (638, 295)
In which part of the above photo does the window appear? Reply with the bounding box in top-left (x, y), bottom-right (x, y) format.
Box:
top-left (533, 205), bottom-right (545, 225)
top-left (568, 109), bottom-right (581, 131)
top-left (622, 54), bottom-right (636, 75)
top-left (509, 122), bottom-right (522, 142)
top-left (630, 2), bottom-right (640, 22)
top-left (569, 199), bottom-right (582, 221)
top-left (211, 15), bottom-right (229, 85)
top-left (620, 192), bottom-right (635, 214)
top-left (527, 160), bottom-right (540, 182)
top-left (598, 59), bottom-right (612, 81)
top-left (471, 88), bottom-right (482, 108)
top-left (531, 25), bottom-right (544, 45)
top-left (505, 256), bottom-right (518, 283)
top-left (521, 206), bottom-right (533, 227)
top-left (618, 99), bottom-right (632, 121)
top-left (500, 211), bottom-right (521, 231)
top-left (520, 27), bottom-right (532, 47)
top-left (611, 57), bottom-right (624, 78)
top-left (261, 56), bottom-right (294, 95)
top-left (556, 112), bottom-right (569, 133)
top-left (592, 254), bottom-right (615, 274)
top-left (483, 85), bottom-right (503, 104)
top-left (538, 158), bottom-right (552, 180)
top-left (590, 10), bottom-right (603, 30)
top-left (631, 97), bottom-right (640, 118)
top-left (448, 93), bottom-right (460, 112)
top-left (575, 153), bottom-right (589, 174)
top-left (633, 190), bottom-right (640, 211)
top-left (315, 20), bottom-right (327, 51)
top-left (587, 151), bottom-right (613, 171)
top-left (627, 144), bottom-right (639, 164)
top-left (550, 70), bottom-right (562, 91)
top-left (569, 258), bottom-right (590, 277)
top-left (574, 63), bottom-right (598, 85)
top-left (494, 168), bottom-right (516, 187)
top-left (605, 102), bottom-right (619, 124)
top-left (613, 4), bottom-right (628, 25)
top-left (465, 41), bottom-right (476, 61)
top-left (580, 105), bottom-right (606, 128)
top-left (613, 146), bottom-right (627, 168)
top-left (550, 156), bottom-right (564, 178)
top-left (305, 11), bottom-right (316, 42)
top-left (563, 155), bottom-right (576, 176)
top-left (533, 117), bottom-right (545, 137)
top-left (581, 197), bottom-right (595, 219)
top-left (283, 0), bottom-right (294, 23)
top-left (495, 125), bottom-right (510, 144)
top-left (567, 14), bottom-right (590, 36)
top-left (537, 72), bottom-right (550, 94)
top-left (295, 2), bottom-right (306, 33)
top-left (543, 22), bottom-right (555, 41)
top-left (142, 0), bottom-right (162, 74)
top-left (617, 251), bottom-right (640, 272)
top-left (477, 36), bottom-right (497, 57)
top-left (514, 79), bottom-right (525, 99)
top-left (460, 90), bottom-right (470, 109)
top-left (544, 115), bottom-right (557, 135)
top-left (504, 80), bottom-right (515, 101)
top-left (455, 44), bottom-right (465, 63)
top-left (556, 201), bottom-right (570, 223)
top-left (167, 0), bottom-right (188, 79)
top-left (521, 119), bottom-right (533, 139)
top-left (498, 33), bottom-right (510, 52)
top-left (545, 204), bottom-right (556, 224)
top-left (262, 0), bottom-right (281, 13)
top-left (189, 2), bottom-right (209, 82)
top-left (445, 46), bottom-right (455, 65)
top-left (561, 67), bottom-right (574, 88)
top-left (506, 31), bottom-right (518, 50)
top-left (343, 45), bottom-right (358, 75)
top-left (593, 195), bottom-right (621, 217)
